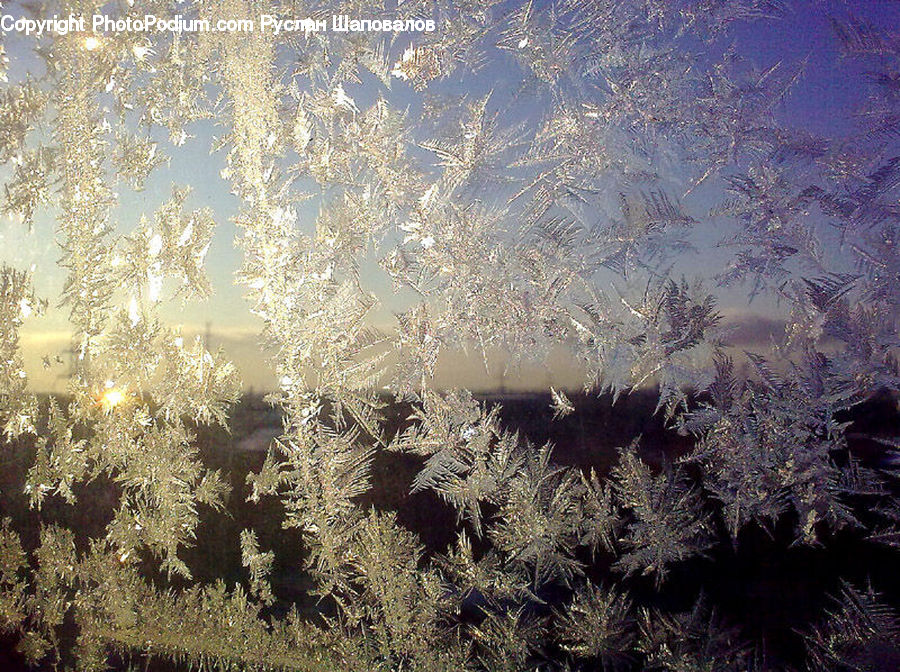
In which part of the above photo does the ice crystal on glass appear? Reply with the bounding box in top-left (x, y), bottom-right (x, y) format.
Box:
top-left (0, 0), bottom-right (898, 670)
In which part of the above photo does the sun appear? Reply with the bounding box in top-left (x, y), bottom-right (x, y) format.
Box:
top-left (99, 381), bottom-right (126, 410)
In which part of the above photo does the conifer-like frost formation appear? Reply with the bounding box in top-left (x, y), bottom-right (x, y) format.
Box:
top-left (0, 0), bottom-right (898, 670)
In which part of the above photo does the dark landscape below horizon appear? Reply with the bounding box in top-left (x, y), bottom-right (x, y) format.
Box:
top-left (1, 388), bottom-right (898, 670)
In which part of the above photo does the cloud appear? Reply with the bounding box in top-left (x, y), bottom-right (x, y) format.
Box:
top-left (17, 314), bottom-right (801, 394)
top-left (721, 313), bottom-right (787, 347)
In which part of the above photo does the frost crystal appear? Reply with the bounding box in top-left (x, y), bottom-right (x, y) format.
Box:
top-left (0, 1), bottom-right (898, 670)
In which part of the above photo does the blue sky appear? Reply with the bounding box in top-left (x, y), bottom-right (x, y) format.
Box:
top-left (2, 0), bottom-right (897, 392)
